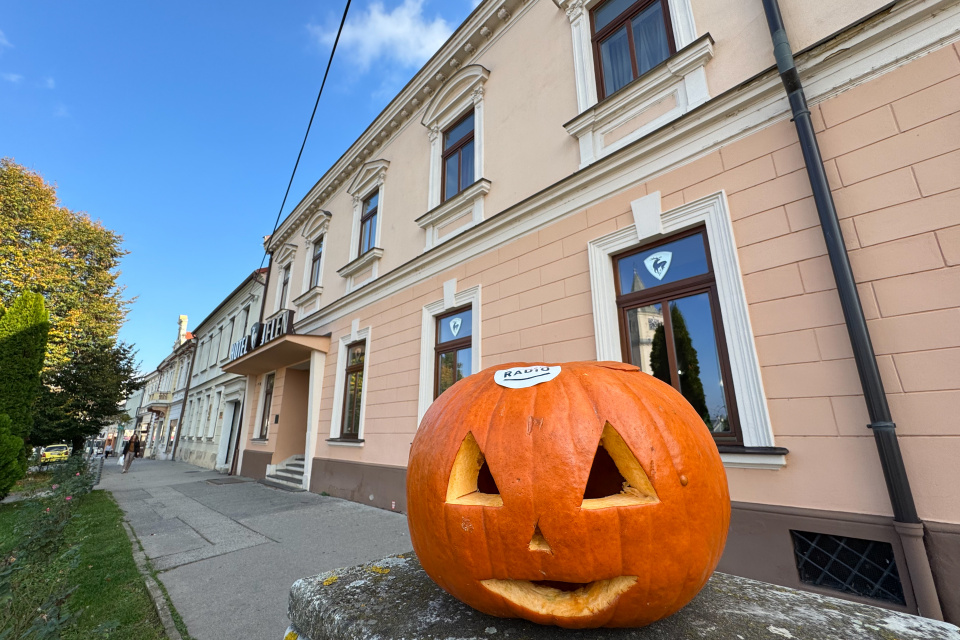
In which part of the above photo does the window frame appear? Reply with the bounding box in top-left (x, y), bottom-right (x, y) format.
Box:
top-left (441, 111), bottom-right (476, 203)
top-left (590, 0), bottom-right (677, 100)
top-left (279, 265), bottom-right (291, 310)
top-left (358, 191), bottom-right (379, 257)
top-left (310, 235), bottom-right (324, 288)
top-left (258, 372), bottom-right (275, 440)
top-left (339, 341), bottom-right (366, 440)
top-left (611, 225), bottom-right (742, 444)
top-left (328, 325), bottom-right (373, 444)
top-left (434, 306), bottom-right (473, 398)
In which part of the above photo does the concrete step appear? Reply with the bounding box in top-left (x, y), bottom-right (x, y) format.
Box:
top-left (284, 462), bottom-right (305, 471)
top-left (261, 476), bottom-right (305, 492)
top-left (274, 469), bottom-right (304, 482)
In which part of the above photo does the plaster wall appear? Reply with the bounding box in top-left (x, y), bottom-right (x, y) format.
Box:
top-left (304, 41), bottom-right (960, 526)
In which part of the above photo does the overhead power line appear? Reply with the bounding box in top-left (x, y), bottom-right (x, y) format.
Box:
top-left (259, 0), bottom-right (352, 271)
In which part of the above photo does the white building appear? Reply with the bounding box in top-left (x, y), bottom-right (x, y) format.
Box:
top-left (142, 316), bottom-right (195, 460)
top-left (176, 269), bottom-right (265, 472)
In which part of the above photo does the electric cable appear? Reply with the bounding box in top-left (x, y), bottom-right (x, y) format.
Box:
top-left (259, 0), bottom-right (352, 271)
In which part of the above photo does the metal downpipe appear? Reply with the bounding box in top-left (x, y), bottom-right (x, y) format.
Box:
top-left (760, 0), bottom-right (942, 619)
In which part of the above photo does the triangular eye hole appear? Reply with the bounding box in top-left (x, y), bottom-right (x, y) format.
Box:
top-left (446, 432), bottom-right (503, 507)
top-left (581, 422), bottom-right (659, 509)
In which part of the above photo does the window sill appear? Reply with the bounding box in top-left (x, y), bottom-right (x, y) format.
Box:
top-left (564, 33), bottom-right (713, 168)
top-left (417, 179), bottom-right (491, 251)
top-left (250, 438), bottom-right (269, 445)
top-left (326, 438), bottom-right (364, 447)
top-left (337, 248), bottom-right (383, 280)
top-left (292, 285), bottom-right (324, 308)
top-left (719, 445), bottom-right (788, 470)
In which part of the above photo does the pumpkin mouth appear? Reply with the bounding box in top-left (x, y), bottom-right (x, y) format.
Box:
top-left (480, 576), bottom-right (637, 617)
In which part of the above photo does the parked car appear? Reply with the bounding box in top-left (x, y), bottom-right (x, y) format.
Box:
top-left (40, 444), bottom-right (70, 463)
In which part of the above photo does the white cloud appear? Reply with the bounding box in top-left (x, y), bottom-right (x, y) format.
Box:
top-left (44, 77), bottom-right (55, 89)
top-left (1, 72), bottom-right (22, 83)
top-left (308, 0), bottom-right (453, 72)
top-left (0, 29), bottom-right (11, 49)
top-left (54, 104), bottom-right (69, 117)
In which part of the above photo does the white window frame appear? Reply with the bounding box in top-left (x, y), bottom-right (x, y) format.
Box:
top-left (586, 190), bottom-right (782, 470)
top-left (556, 0), bottom-right (711, 168)
top-left (273, 243), bottom-right (297, 313)
top-left (419, 65), bottom-right (490, 250)
top-left (296, 210), bottom-right (332, 305)
top-left (555, 0), bottom-right (698, 111)
top-left (417, 282), bottom-right (482, 425)
top-left (340, 162), bottom-right (389, 292)
top-left (328, 322), bottom-right (372, 445)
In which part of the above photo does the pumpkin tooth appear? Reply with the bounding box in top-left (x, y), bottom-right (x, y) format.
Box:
top-left (481, 576), bottom-right (638, 617)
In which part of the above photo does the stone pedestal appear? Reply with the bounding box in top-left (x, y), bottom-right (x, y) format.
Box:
top-left (287, 553), bottom-right (959, 640)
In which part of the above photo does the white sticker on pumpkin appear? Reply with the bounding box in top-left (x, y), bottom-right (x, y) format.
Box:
top-left (494, 366), bottom-right (561, 389)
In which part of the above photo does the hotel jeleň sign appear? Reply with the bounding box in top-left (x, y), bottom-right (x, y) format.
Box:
top-left (228, 309), bottom-right (294, 361)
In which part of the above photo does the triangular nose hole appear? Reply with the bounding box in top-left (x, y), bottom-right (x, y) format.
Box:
top-left (581, 422), bottom-right (659, 509)
top-left (446, 432), bottom-right (503, 507)
top-left (529, 523), bottom-right (553, 554)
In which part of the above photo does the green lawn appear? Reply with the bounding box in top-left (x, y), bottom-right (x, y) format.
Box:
top-left (0, 490), bottom-right (172, 639)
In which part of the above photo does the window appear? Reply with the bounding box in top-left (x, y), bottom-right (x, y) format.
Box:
top-left (223, 318), bottom-right (235, 358)
top-left (613, 227), bottom-right (740, 443)
top-left (279, 265), bottom-right (291, 309)
top-left (310, 236), bottom-right (324, 288)
top-left (358, 192), bottom-right (378, 256)
top-left (592, 0), bottom-right (674, 99)
top-left (340, 342), bottom-right (365, 439)
top-left (435, 308), bottom-right (473, 397)
top-left (442, 112), bottom-right (475, 202)
top-left (258, 373), bottom-right (275, 439)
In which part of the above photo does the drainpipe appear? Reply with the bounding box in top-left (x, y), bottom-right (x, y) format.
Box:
top-left (760, 0), bottom-right (942, 619)
top-left (170, 338), bottom-right (198, 462)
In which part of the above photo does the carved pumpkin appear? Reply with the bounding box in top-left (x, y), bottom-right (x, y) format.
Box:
top-left (407, 361), bottom-right (730, 628)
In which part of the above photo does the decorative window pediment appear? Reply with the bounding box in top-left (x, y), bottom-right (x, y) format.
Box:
top-left (348, 159), bottom-right (389, 200)
top-left (301, 209), bottom-right (332, 241)
top-left (422, 65), bottom-right (489, 132)
top-left (274, 242), bottom-right (297, 266)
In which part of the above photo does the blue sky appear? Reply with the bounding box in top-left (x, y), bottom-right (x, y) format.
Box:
top-left (0, 0), bottom-right (478, 372)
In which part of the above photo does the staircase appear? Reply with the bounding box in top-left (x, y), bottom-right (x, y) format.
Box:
top-left (262, 455), bottom-right (306, 492)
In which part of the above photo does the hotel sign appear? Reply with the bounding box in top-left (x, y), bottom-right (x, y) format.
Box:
top-left (228, 309), bottom-right (295, 361)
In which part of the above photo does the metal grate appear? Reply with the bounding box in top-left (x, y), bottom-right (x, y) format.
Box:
top-left (790, 530), bottom-right (905, 605)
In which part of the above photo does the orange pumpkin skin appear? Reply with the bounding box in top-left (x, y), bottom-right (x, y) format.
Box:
top-left (407, 361), bottom-right (730, 629)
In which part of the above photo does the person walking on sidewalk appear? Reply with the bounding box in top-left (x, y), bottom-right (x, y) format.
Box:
top-left (121, 436), bottom-right (140, 473)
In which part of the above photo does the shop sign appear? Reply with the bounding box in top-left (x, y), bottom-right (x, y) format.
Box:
top-left (228, 309), bottom-right (295, 361)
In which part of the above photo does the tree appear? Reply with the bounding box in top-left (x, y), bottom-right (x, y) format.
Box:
top-left (649, 303), bottom-right (710, 425)
top-left (32, 339), bottom-right (143, 452)
top-left (0, 292), bottom-right (50, 498)
top-left (0, 158), bottom-right (129, 369)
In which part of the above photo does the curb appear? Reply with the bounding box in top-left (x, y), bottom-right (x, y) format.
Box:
top-left (121, 521), bottom-right (184, 640)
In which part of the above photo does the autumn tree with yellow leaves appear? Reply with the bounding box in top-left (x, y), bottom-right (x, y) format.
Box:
top-left (0, 158), bottom-right (142, 453)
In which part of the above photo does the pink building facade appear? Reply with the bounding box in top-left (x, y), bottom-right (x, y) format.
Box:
top-left (222, 0), bottom-right (960, 621)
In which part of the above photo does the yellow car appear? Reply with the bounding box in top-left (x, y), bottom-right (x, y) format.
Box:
top-left (41, 444), bottom-right (70, 463)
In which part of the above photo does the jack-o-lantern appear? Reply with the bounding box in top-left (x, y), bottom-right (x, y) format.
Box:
top-left (407, 361), bottom-right (730, 628)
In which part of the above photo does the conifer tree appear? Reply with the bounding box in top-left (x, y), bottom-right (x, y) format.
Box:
top-left (0, 292), bottom-right (50, 498)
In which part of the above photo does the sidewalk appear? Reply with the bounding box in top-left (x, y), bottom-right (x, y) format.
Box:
top-left (98, 458), bottom-right (411, 640)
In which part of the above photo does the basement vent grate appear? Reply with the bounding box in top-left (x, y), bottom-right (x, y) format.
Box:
top-left (790, 530), bottom-right (905, 605)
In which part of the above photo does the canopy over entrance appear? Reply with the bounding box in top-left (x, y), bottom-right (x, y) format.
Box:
top-left (222, 334), bottom-right (331, 375)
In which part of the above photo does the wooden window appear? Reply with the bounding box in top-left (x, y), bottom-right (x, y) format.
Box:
top-left (591, 0), bottom-right (675, 99)
top-left (340, 341), bottom-right (366, 439)
top-left (613, 227), bottom-right (741, 444)
top-left (310, 236), bottom-right (324, 288)
top-left (441, 111), bottom-right (475, 202)
top-left (279, 265), bottom-right (291, 309)
top-left (258, 373), bottom-right (275, 439)
top-left (435, 307), bottom-right (473, 397)
top-left (359, 192), bottom-right (378, 256)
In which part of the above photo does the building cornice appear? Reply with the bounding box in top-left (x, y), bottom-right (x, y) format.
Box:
top-left (266, 0), bottom-right (536, 251)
